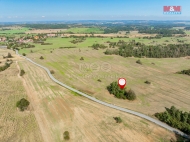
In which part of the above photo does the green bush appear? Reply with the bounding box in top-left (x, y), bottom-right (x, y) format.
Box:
top-left (136, 59), bottom-right (142, 65)
top-left (80, 57), bottom-right (84, 60)
top-left (97, 79), bottom-right (102, 82)
top-left (50, 70), bottom-right (55, 74)
top-left (107, 81), bottom-right (136, 100)
top-left (63, 131), bottom-right (70, 140)
top-left (144, 80), bottom-right (151, 84)
top-left (20, 69), bottom-right (25, 76)
top-left (126, 89), bottom-right (136, 100)
top-left (40, 56), bottom-right (44, 59)
top-left (16, 98), bottom-right (30, 111)
top-left (22, 53), bottom-right (26, 56)
top-left (177, 69), bottom-right (190, 76)
top-left (114, 117), bottom-right (122, 123)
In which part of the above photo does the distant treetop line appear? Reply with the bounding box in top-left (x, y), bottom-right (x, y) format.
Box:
top-left (0, 20), bottom-right (189, 35)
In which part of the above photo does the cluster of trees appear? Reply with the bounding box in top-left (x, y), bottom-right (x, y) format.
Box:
top-left (70, 37), bottom-right (86, 44)
top-left (155, 106), bottom-right (190, 134)
top-left (138, 27), bottom-right (185, 36)
top-left (104, 26), bottom-right (132, 34)
top-left (107, 81), bottom-right (136, 100)
top-left (177, 69), bottom-right (190, 76)
top-left (91, 44), bottom-right (107, 50)
top-left (105, 41), bottom-right (190, 58)
top-left (7, 42), bottom-right (35, 49)
top-left (16, 98), bottom-right (30, 111)
top-left (0, 60), bottom-right (13, 72)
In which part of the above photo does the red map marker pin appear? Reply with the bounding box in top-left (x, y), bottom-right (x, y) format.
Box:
top-left (118, 78), bottom-right (126, 89)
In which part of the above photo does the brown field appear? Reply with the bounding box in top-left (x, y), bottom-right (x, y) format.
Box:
top-left (17, 56), bottom-right (177, 142)
top-left (26, 47), bottom-right (190, 116)
top-left (0, 50), bottom-right (43, 142)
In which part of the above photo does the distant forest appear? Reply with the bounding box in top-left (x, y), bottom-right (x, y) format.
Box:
top-left (19, 23), bottom-right (187, 35)
top-left (23, 24), bottom-right (69, 29)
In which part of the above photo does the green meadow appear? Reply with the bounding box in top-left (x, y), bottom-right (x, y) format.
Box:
top-left (0, 27), bottom-right (29, 34)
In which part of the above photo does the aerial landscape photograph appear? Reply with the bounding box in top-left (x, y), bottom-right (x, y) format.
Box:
top-left (0, 0), bottom-right (190, 142)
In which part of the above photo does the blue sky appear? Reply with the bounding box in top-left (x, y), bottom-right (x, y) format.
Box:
top-left (0, 0), bottom-right (189, 21)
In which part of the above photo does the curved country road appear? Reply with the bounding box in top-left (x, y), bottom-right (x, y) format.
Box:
top-left (16, 50), bottom-right (190, 139)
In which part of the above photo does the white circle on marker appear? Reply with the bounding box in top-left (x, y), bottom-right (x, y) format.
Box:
top-left (119, 79), bottom-right (126, 85)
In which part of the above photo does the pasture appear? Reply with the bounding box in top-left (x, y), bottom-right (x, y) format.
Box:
top-left (0, 27), bottom-right (29, 34)
top-left (19, 36), bottom-right (190, 115)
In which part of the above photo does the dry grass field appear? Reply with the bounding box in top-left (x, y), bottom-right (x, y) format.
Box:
top-left (25, 46), bottom-right (190, 116)
top-left (0, 50), bottom-right (43, 142)
top-left (17, 58), bottom-right (177, 142)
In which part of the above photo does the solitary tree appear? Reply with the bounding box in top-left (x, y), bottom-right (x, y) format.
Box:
top-left (40, 56), bottom-right (44, 59)
top-left (7, 53), bottom-right (12, 58)
top-left (16, 98), bottom-right (30, 111)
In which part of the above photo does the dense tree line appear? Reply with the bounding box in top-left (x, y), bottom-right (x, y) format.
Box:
top-left (103, 24), bottom-right (185, 35)
top-left (177, 69), bottom-right (190, 76)
top-left (138, 27), bottom-right (185, 35)
top-left (104, 41), bottom-right (190, 58)
top-left (155, 106), bottom-right (190, 134)
top-left (70, 37), bottom-right (86, 44)
top-left (107, 81), bottom-right (136, 100)
top-left (90, 44), bottom-right (107, 50)
top-left (23, 24), bottom-right (69, 29)
top-left (7, 42), bottom-right (35, 49)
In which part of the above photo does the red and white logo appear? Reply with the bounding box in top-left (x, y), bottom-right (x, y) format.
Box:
top-left (163, 6), bottom-right (181, 14)
top-left (118, 78), bottom-right (126, 89)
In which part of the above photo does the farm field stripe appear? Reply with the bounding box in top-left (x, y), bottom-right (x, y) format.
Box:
top-left (15, 50), bottom-right (190, 139)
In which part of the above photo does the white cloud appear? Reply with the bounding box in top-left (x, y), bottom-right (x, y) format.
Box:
top-left (42, 16), bottom-right (45, 18)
